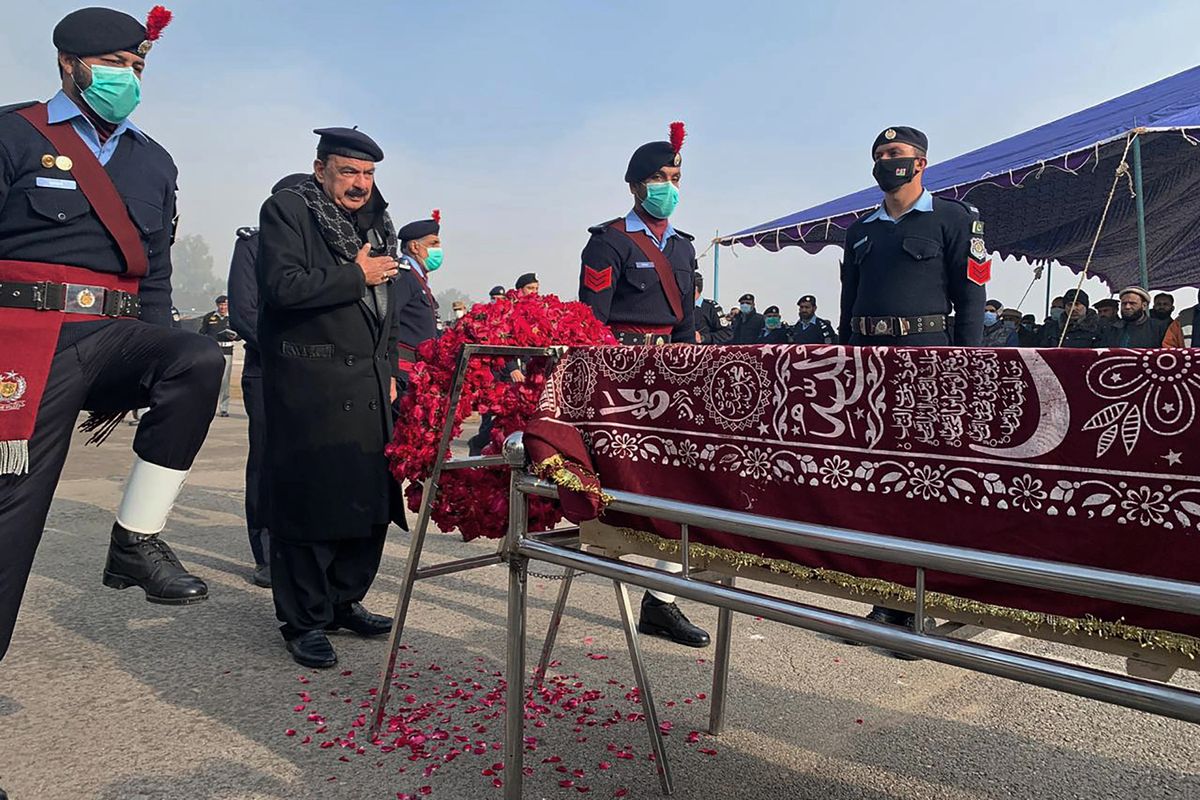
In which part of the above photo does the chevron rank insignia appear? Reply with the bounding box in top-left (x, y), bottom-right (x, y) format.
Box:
top-left (967, 257), bottom-right (992, 285)
top-left (583, 265), bottom-right (613, 292)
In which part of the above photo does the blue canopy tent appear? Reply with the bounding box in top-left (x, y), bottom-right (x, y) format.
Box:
top-left (718, 66), bottom-right (1200, 292)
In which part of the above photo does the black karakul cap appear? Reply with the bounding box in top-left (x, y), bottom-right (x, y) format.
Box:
top-left (516, 273), bottom-right (538, 289)
top-left (314, 127), bottom-right (384, 162)
top-left (272, 172), bottom-right (310, 193)
top-left (54, 6), bottom-right (171, 58)
top-left (872, 126), bottom-right (928, 156)
top-left (625, 122), bottom-right (687, 183)
top-left (1094, 298), bottom-right (1119, 309)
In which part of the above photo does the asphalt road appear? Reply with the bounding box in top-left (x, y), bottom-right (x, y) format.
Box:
top-left (2, 398), bottom-right (1199, 800)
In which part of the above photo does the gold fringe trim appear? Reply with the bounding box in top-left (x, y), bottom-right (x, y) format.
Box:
top-left (616, 528), bottom-right (1200, 660)
top-left (532, 454), bottom-right (613, 507)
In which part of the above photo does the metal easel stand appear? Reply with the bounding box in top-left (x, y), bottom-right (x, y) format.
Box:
top-left (369, 344), bottom-right (570, 739)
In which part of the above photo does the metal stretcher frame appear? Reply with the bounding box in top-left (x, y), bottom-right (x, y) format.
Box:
top-left (497, 434), bottom-right (1200, 799)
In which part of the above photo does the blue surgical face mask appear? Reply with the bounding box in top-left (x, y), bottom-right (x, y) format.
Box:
top-left (983, 311), bottom-right (999, 326)
top-left (1049, 307), bottom-right (1066, 322)
top-left (641, 181), bottom-right (680, 219)
top-left (739, 303), bottom-right (753, 315)
top-left (695, 296), bottom-right (703, 307)
top-left (78, 61), bottom-right (142, 123)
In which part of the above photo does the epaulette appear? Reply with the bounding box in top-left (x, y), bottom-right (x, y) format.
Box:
top-left (396, 260), bottom-right (412, 270)
top-left (236, 226), bottom-right (258, 240)
top-left (587, 218), bottom-right (624, 235)
top-left (939, 196), bottom-right (981, 216)
top-left (673, 228), bottom-right (695, 242)
top-left (0, 101), bottom-right (37, 117)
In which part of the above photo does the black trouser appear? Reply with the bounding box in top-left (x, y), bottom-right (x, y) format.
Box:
top-left (271, 526), bottom-right (388, 640)
top-left (468, 413), bottom-right (496, 456)
top-left (241, 370), bottom-right (269, 566)
top-left (0, 321), bottom-right (224, 660)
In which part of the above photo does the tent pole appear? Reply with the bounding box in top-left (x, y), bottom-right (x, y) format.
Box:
top-left (1132, 134), bottom-right (1149, 289)
top-left (713, 230), bottom-right (720, 303)
top-left (1044, 261), bottom-right (1052, 318)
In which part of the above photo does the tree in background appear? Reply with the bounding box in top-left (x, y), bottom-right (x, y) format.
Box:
top-left (171, 234), bottom-right (222, 316)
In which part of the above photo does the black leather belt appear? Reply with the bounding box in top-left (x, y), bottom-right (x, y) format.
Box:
top-left (614, 331), bottom-right (669, 346)
top-left (0, 280), bottom-right (140, 318)
top-left (852, 314), bottom-right (946, 337)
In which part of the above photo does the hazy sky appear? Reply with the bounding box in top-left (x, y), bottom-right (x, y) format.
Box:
top-left (5, 0), bottom-right (1199, 315)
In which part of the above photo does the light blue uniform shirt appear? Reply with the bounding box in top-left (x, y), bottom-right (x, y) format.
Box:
top-left (862, 188), bottom-right (934, 224)
top-left (624, 209), bottom-right (677, 252)
top-left (45, 90), bottom-right (146, 166)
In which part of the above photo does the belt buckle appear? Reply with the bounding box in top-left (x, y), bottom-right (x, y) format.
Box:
top-left (898, 317), bottom-right (911, 336)
top-left (64, 283), bottom-right (104, 314)
top-left (873, 318), bottom-right (891, 337)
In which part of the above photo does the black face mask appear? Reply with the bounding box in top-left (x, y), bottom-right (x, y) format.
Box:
top-left (1151, 309), bottom-right (1173, 320)
top-left (873, 157), bottom-right (918, 193)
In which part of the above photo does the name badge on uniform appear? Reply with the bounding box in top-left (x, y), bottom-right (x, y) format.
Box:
top-left (853, 236), bottom-right (869, 249)
top-left (634, 261), bottom-right (655, 269)
top-left (35, 177), bottom-right (77, 190)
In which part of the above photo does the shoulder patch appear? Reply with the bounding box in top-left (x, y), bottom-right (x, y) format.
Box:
top-left (0, 101), bottom-right (37, 117)
top-left (236, 226), bottom-right (258, 240)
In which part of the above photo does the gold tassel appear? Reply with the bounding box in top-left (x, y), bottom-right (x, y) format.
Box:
top-left (615, 528), bottom-right (1200, 659)
top-left (531, 454), bottom-right (613, 506)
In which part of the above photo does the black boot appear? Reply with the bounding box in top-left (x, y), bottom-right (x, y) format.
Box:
top-left (637, 593), bottom-right (710, 648)
top-left (102, 523), bottom-right (208, 605)
top-left (327, 602), bottom-right (392, 637)
top-left (287, 630), bottom-right (338, 668)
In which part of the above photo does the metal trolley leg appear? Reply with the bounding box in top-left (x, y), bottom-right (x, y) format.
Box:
top-left (709, 576), bottom-right (735, 735)
top-left (614, 580), bottom-right (674, 796)
top-left (503, 556), bottom-right (529, 800)
top-left (533, 567), bottom-right (577, 684)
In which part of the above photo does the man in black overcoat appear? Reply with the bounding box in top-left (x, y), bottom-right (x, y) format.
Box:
top-left (256, 127), bottom-right (405, 668)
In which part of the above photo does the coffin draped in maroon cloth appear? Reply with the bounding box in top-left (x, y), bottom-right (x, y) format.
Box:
top-left (534, 344), bottom-right (1200, 647)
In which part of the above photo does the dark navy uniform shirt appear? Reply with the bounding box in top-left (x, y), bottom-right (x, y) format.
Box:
top-left (394, 253), bottom-right (438, 354)
top-left (0, 93), bottom-right (178, 329)
top-left (579, 209), bottom-right (696, 342)
top-left (227, 227), bottom-right (261, 372)
top-left (791, 316), bottom-right (838, 345)
top-left (838, 191), bottom-right (985, 346)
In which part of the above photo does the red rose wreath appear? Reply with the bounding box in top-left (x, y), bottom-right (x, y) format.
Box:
top-left (385, 292), bottom-right (615, 541)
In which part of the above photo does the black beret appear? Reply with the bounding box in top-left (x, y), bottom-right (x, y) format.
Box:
top-left (1065, 288), bottom-right (1090, 307)
top-left (271, 172), bottom-right (310, 194)
top-left (797, 294), bottom-right (816, 305)
top-left (215, 295), bottom-right (228, 304)
top-left (314, 127), bottom-right (384, 162)
top-left (625, 141), bottom-right (680, 183)
top-left (872, 126), bottom-right (928, 156)
top-left (764, 305), bottom-right (781, 315)
top-left (397, 218), bottom-right (439, 243)
top-left (54, 7), bottom-right (149, 58)
top-left (516, 273), bottom-right (538, 289)
top-left (1093, 298), bottom-right (1119, 309)
top-left (489, 285), bottom-right (506, 297)
top-left (738, 293), bottom-right (755, 304)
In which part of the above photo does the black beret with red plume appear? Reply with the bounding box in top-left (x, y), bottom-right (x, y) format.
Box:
top-left (53, 5), bottom-right (173, 58)
top-left (625, 120), bottom-right (687, 184)
top-left (398, 210), bottom-right (441, 243)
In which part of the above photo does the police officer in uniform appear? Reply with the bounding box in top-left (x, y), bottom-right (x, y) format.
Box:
top-left (790, 294), bottom-right (838, 345)
top-left (0, 7), bottom-right (221, 670)
top-left (839, 126), bottom-right (986, 349)
top-left (199, 294), bottom-right (238, 416)
top-left (693, 272), bottom-right (731, 344)
top-left (226, 173), bottom-right (308, 588)
top-left (839, 126), bottom-right (986, 652)
top-left (578, 122), bottom-right (708, 648)
top-left (759, 305), bottom-right (791, 343)
top-left (395, 211), bottom-right (441, 393)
